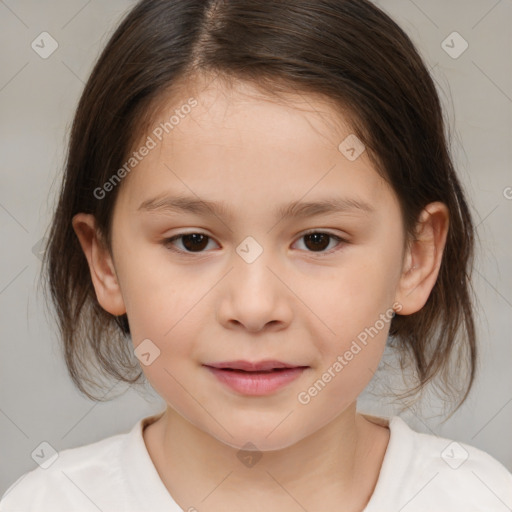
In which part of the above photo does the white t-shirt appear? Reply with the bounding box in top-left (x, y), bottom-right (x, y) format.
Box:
top-left (1, 411), bottom-right (511, 511)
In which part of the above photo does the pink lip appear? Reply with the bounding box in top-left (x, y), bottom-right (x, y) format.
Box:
top-left (203, 360), bottom-right (308, 395)
top-left (206, 359), bottom-right (301, 372)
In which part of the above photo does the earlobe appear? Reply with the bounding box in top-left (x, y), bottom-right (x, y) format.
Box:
top-left (71, 213), bottom-right (126, 316)
top-left (394, 202), bottom-right (449, 315)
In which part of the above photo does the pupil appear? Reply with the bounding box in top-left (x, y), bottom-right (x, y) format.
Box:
top-left (305, 233), bottom-right (329, 251)
top-left (183, 234), bottom-right (208, 252)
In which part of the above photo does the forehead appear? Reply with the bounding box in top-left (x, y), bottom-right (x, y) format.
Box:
top-left (166, 76), bottom-right (353, 147)
top-left (115, 77), bottom-right (395, 216)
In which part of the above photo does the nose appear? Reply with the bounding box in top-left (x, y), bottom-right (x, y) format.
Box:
top-left (216, 249), bottom-right (293, 333)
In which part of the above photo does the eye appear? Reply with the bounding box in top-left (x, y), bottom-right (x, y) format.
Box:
top-left (163, 230), bottom-right (346, 256)
top-left (163, 232), bottom-right (218, 253)
top-left (293, 230), bottom-right (346, 256)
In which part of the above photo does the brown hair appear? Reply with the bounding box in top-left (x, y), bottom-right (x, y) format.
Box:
top-left (42, 0), bottom-right (478, 414)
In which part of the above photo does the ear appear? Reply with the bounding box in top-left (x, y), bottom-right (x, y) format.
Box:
top-left (72, 213), bottom-right (126, 316)
top-left (394, 202), bottom-right (449, 315)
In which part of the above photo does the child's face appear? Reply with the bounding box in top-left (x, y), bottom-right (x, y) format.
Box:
top-left (96, 79), bottom-right (408, 449)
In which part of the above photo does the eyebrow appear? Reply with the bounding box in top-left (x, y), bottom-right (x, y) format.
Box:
top-left (138, 194), bottom-right (375, 220)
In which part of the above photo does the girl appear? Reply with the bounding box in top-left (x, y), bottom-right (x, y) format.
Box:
top-left (2, 0), bottom-right (511, 510)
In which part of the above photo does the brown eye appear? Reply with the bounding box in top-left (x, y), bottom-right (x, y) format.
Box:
top-left (294, 231), bottom-right (346, 255)
top-left (163, 231), bottom-right (346, 256)
top-left (303, 232), bottom-right (331, 251)
top-left (164, 233), bottom-right (216, 253)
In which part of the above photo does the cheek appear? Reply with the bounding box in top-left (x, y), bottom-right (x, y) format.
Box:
top-left (128, 307), bottom-right (206, 416)
top-left (321, 308), bottom-right (390, 391)
top-left (115, 244), bottom-right (190, 337)
top-left (297, 309), bottom-right (390, 420)
top-left (307, 261), bottom-right (396, 341)
top-left (117, 248), bottom-right (208, 367)
top-left (301, 246), bottom-right (398, 386)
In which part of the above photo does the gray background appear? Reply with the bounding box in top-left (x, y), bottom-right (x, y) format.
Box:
top-left (1, 0), bottom-right (511, 498)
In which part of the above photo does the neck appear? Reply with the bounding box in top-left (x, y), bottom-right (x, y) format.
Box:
top-left (143, 402), bottom-right (389, 512)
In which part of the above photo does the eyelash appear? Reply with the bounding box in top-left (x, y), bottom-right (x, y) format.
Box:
top-left (162, 230), bottom-right (347, 257)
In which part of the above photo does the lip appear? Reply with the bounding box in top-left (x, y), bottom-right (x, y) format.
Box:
top-left (206, 359), bottom-right (302, 372)
top-left (203, 360), bottom-right (309, 396)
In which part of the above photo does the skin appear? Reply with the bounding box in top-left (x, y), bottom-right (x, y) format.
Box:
top-left (73, 75), bottom-right (449, 511)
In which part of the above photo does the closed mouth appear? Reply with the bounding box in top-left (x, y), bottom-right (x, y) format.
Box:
top-left (213, 367), bottom-right (304, 373)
